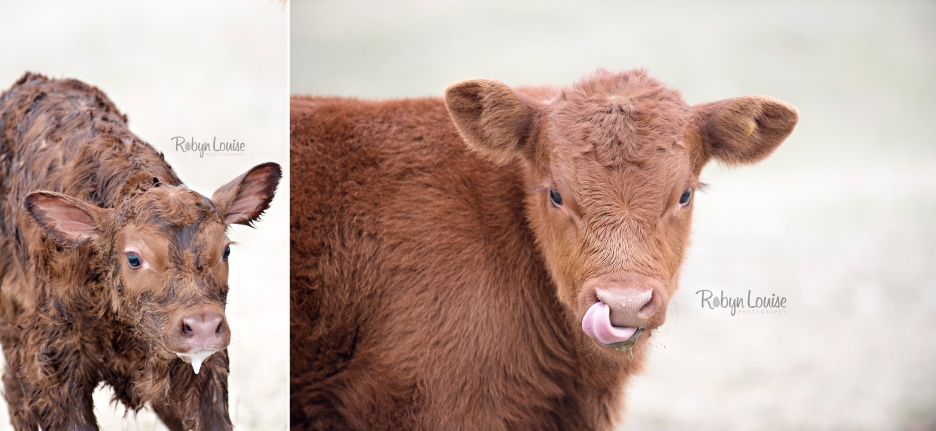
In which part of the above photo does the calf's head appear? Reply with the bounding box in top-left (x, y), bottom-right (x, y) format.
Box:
top-left (445, 70), bottom-right (797, 352)
top-left (24, 163), bottom-right (281, 373)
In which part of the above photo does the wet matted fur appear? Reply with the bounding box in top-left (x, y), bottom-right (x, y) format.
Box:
top-left (0, 73), bottom-right (281, 431)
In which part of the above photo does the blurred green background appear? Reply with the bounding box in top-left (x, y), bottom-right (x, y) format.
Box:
top-left (292, 1), bottom-right (936, 430)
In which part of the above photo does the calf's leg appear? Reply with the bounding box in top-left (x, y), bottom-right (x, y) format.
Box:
top-left (11, 333), bottom-right (100, 430)
top-left (1, 344), bottom-right (32, 430)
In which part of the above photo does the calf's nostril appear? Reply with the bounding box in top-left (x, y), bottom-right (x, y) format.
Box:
top-left (182, 323), bottom-right (193, 336)
top-left (639, 294), bottom-right (654, 312)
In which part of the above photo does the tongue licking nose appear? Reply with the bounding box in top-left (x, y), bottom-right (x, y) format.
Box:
top-left (582, 302), bottom-right (638, 345)
top-left (579, 274), bottom-right (666, 346)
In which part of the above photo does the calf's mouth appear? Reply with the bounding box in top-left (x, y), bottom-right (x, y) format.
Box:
top-left (581, 301), bottom-right (645, 349)
top-left (175, 349), bottom-right (218, 374)
top-left (577, 272), bottom-right (669, 352)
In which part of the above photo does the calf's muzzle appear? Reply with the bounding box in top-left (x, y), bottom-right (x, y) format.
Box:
top-left (579, 272), bottom-right (669, 347)
top-left (166, 306), bottom-right (231, 374)
top-left (180, 312), bottom-right (229, 351)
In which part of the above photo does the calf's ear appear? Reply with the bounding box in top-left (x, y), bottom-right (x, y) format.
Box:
top-left (211, 162), bottom-right (282, 226)
top-left (444, 79), bottom-right (538, 165)
top-left (693, 95), bottom-right (798, 165)
top-left (24, 192), bottom-right (107, 245)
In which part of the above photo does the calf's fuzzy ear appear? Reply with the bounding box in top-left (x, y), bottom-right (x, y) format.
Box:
top-left (211, 162), bottom-right (282, 227)
top-left (693, 95), bottom-right (798, 165)
top-left (24, 192), bottom-right (108, 245)
top-left (444, 79), bottom-right (539, 165)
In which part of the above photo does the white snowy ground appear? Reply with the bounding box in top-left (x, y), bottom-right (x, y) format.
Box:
top-left (292, 1), bottom-right (936, 429)
top-left (0, 1), bottom-right (288, 429)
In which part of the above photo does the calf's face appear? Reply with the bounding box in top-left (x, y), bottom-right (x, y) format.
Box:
top-left (24, 163), bottom-right (281, 373)
top-left (445, 70), bottom-right (797, 352)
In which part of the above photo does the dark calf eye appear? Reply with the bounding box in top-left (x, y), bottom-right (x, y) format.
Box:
top-left (223, 245), bottom-right (231, 261)
top-left (679, 188), bottom-right (692, 206)
top-left (127, 253), bottom-right (142, 269)
top-left (549, 188), bottom-right (563, 207)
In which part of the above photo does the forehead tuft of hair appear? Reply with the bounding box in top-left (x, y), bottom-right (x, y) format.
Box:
top-left (117, 185), bottom-right (222, 228)
top-left (553, 69), bottom-right (692, 167)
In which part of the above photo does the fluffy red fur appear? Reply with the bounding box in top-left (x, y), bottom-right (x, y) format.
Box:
top-left (0, 73), bottom-right (281, 431)
top-left (290, 69), bottom-right (797, 430)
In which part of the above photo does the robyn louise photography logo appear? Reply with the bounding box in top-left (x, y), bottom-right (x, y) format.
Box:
top-left (172, 136), bottom-right (247, 157)
top-left (695, 289), bottom-right (788, 316)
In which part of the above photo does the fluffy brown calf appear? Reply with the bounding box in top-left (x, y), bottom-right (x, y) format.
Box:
top-left (290, 69), bottom-right (797, 430)
top-left (0, 74), bottom-right (281, 430)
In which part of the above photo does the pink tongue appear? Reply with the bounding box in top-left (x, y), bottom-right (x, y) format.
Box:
top-left (582, 302), bottom-right (637, 345)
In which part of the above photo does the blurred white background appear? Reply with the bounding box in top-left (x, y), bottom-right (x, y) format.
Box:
top-left (292, 1), bottom-right (936, 429)
top-left (0, 0), bottom-right (288, 429)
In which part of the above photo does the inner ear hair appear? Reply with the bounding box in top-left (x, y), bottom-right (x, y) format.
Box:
top-left (211, 162), bottom-right (282, 226)
top-left (23, 191), bottom-right (106, 245)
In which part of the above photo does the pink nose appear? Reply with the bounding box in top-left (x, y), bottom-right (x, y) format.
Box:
top-left (179, 312), bottom-right (230, 351)
top-left (595, 286), bottom-right (660, 328)
top-left (579, 272), bottom-right (669, 330)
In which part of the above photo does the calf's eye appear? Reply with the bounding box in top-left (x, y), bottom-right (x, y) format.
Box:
top-left (679, 188), bottom-right (692, 206)
top-left (223, 245), bottom-right (231, 261)
top-left (127, 253), bottom-right (142, 269)
top-left (549, 188), bottom-right (563, 207)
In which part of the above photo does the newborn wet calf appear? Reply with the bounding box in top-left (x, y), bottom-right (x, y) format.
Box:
top-left (0, 73), bottom-right (281, 431)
